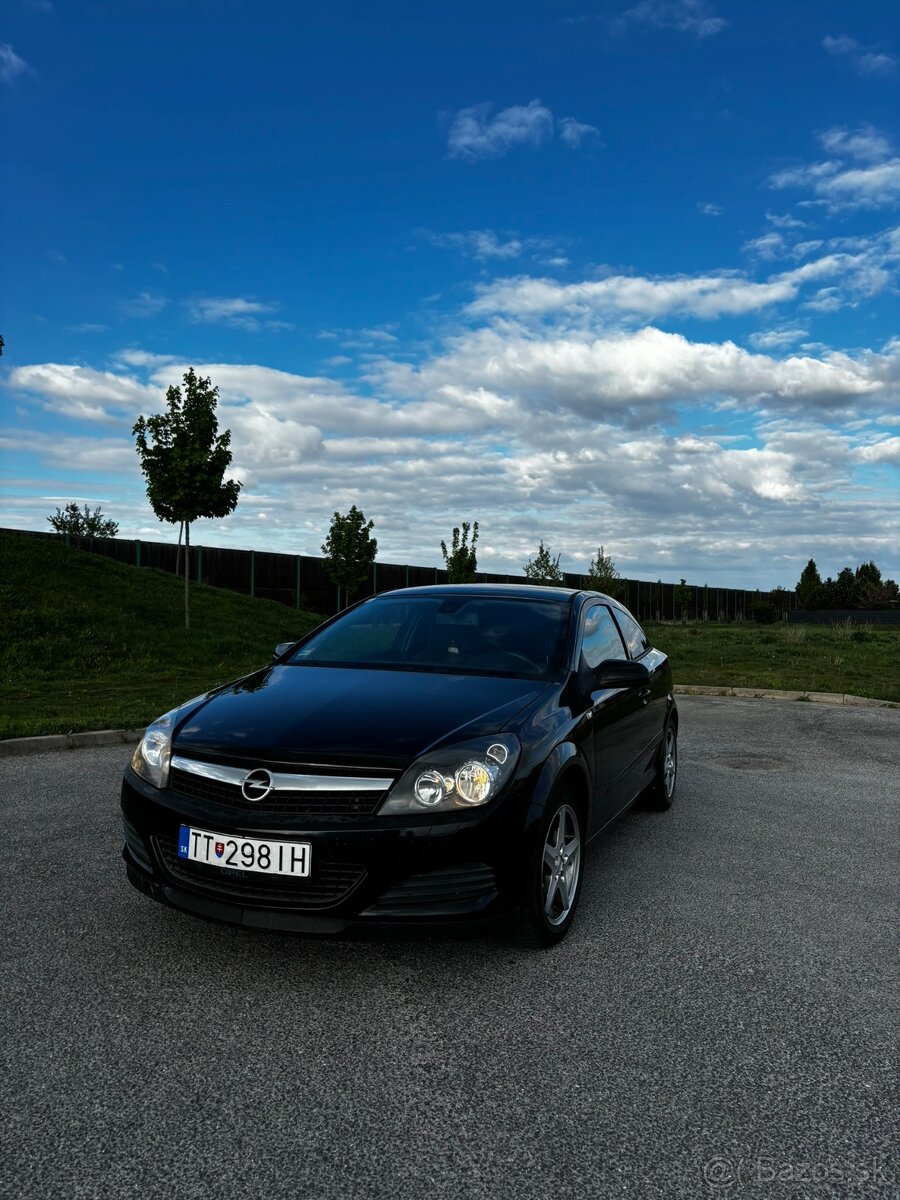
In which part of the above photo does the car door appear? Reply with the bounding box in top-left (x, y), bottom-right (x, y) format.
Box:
top-left (576, 602), bottom-right (639, 835)
top-left (610, 606), bottom-right (663, 800)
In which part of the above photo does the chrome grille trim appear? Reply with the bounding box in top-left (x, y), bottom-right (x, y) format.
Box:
top-left (170, 754), bottom-right (392, 792)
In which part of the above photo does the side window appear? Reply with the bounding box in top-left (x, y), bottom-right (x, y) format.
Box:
top-left (581, 604), bottom-right (628, 670)
top-left (614, 610), bottom-right (650, 659)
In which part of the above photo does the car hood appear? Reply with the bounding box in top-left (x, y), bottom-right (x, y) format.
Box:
top-left (173, 663), bottom-right (551, 769)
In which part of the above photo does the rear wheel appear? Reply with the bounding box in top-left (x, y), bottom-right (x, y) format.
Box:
top-left (646, 722), bottom-right (677, 810)
top-left (519, 796), bottom-right (584, 947)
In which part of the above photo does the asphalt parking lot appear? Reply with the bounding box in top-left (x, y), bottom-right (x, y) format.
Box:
top-left (2, 696), bottom-right (897, 1199)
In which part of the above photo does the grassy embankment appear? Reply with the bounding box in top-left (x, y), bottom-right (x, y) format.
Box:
top-left (0, 531), bottom-right (323, 738)
top-left (1, 530), bottom-right (898, 738)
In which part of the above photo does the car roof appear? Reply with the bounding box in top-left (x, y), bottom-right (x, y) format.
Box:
top-left (368, 583), bottom-right (581, 604)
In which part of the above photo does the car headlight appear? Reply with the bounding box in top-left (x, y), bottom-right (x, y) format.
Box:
top-left (379, 735), bottom-right (520, 815)
top-left (130, 708), bottom-right (178, 788)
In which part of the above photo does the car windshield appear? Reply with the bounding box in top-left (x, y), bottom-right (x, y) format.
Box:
top-left (287, 595), bottom-right (570, 679)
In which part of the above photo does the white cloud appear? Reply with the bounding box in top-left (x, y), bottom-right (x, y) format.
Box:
top-left (856, 437), bottom-right (900, 465)
top-left (749, 328), bottom-right (809, 351)
top-left (698, 202), bottom-right (723, 216)
top-left (0, 43), bottom-right (31, 86)
top-left (766, 211), bottom-right (806, 229)
top-left (770, 127), bottom-right (900, 211)
top-left (187, 296), bottom-right (289, 332)
top-left (791, 240), bottom-right (824, 259)
top-left (120, 292), bottom-right (167, 318)
top-left (445, 102), bottom-right (598, 161)
top-left (816, 159), bottom-right (900, 211)
top-left (558, 117), bottom-right (600, 148)
top-left (819, 125), bottom-right (893, 162)
top-left (423, 228), bottom-right (569, 263)
top-left (447, 100), bottom-right (554, 161)
top-left (426, 230), bottom-right (524, 259)
top-left (743, 232), bottom-right (786, 260)
top-left (7, 364), bottom-right (160, 422)
top-left (387, 326), bottom-right (890, 425)
top-left (465, 248), bottom-right (891, 321)
top-left (823, 35), bottom-right (896, 76)
top-left (620, 0), bottom-right (726, 37)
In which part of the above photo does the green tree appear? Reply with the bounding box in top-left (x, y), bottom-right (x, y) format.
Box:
top-left (322, 505), bottom-right (377, 609)
top-left (674, 578), bottom-right (691, 622)
top-left (0, 334), bottom-right (5, 356)
top-left (769, 586), bottom-right (790, 617)
top-left (855, 560), bottom-right (882, 588)
top-left (796, 558), bottom-right (822, 609)
top-left (833, 566), bottom-right (859, 609)
top-left (47, 502), bottom-right (119, 538)
top-left (585, 545), bottom-right (624, 600)
top-left (133, 368), bottom-right (241, 630)
top-left (441, 521), bottom-right (479, 584)
top-left (855, 561), bottom-right (898, 609)
top-left (524, 540), bottom-right (565, 586)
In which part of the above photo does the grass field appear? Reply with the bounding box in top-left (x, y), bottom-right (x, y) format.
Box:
top-left (643, 619), bottom-right (900, 703)
top-left (0, 531), bottom-right (322, 738)
top-left (2, 530), bottom-right (898, 738)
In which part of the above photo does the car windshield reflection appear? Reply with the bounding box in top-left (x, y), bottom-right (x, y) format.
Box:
top-left (287, 595), bottom-right (569, 679)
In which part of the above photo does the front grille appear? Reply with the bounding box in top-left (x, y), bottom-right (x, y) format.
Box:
top-left (153, 834), bottom-right (366, 908)
top-left (169, 767), bottom-right (384, 817)
top-left (368, 863), bottom-right (498, 913)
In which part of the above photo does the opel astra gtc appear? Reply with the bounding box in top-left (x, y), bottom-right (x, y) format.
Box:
top-left (121, 585), bottom-right (677, 946)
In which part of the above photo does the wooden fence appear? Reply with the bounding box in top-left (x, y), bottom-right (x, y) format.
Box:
top-left (3, 527), bottom-right (796, 621)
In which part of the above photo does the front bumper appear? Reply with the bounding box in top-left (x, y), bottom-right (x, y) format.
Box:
top-left (121, 768), bottom-right (529, 935)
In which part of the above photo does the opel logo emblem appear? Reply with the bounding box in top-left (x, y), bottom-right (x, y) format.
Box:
top-left (241, 768), bottom-right (274, 802)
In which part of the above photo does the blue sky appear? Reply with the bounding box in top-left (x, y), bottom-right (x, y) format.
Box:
top-left (2, 0), bottom-right (898, 588)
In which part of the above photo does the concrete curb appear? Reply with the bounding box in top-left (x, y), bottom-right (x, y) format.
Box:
top-left (2, 686), bottom-right (898, 757)
top-left (674, 684), bottom-right (900, 709)
top-left (0, 727), bottom-right (146, 758)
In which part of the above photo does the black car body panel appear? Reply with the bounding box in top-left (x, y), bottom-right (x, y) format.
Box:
top-left (122, 585), bottom-right (676, 935)
top-left (173, 663), bottom-right (552, 768)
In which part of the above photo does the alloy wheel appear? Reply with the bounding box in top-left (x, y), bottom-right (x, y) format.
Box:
top-left (541, 803), bottom-right (582, 926)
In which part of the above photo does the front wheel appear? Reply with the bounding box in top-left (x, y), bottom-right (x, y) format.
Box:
top-left (646, 722), bottom-right (677, 810)
top-left (519, 797), bottom-right (584, 947)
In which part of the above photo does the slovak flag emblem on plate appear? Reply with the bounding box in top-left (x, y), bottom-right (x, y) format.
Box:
top-left (215, 841), bottom-right (225, 858)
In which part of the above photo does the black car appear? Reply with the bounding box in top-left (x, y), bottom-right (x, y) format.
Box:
top-left (122, 585), bottom-right (677, 945)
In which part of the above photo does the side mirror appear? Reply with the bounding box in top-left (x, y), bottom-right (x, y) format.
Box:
top-left (273, 642), bottom-right (295, 660)
top-left (594, 659), bottom-right (651, 688)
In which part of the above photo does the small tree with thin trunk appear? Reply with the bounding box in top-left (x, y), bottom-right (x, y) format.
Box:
top-left (48, 502), bottom-right (118, 538)
top-left (585, 545), bottom-right (624, 600)
top-left (133, 368), bottom-right (241, 630)
top-left (441, 521), bottom-right (479, 584)
top-left (524, 540), bottom-right (565, 586)
top-left (322, 505), bottom-right (377, 609)
top-left (674, 577), bottom-right (691, 622)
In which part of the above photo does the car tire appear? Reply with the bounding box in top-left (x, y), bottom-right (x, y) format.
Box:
top-left (518, 793), bottom-right (584, 947)
top-left (646, 721), bottom-right (677, 811)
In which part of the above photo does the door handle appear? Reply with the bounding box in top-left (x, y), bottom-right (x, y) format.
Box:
top-left (639, 687), bottom-right (652, 706)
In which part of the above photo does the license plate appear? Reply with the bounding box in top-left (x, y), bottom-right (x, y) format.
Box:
top-left (177, 825), bottom-right (311, 877)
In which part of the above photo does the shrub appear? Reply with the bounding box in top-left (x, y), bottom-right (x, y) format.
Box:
top-left (752, 601), bottom-right (778, 625)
